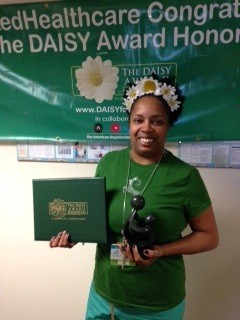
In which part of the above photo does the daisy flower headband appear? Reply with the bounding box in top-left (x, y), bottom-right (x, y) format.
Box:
top-left (123, 76), bottom-right (182, 113)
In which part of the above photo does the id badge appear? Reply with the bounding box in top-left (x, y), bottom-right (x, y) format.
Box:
top-left (110, 243), bottom-right (135, 267)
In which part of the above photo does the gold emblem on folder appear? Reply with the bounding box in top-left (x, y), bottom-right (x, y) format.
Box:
top-left (49, 199), bottom-right (88, 219)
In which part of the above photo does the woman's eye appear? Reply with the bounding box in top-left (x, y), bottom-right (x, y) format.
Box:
top-left (152, 119), bottom-right (163, 125)
top-left (132, 118), bottom-right (142, 124)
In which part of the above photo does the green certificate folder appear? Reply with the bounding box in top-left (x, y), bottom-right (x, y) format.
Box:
top-left (33, 177), bottom-right (107, 243)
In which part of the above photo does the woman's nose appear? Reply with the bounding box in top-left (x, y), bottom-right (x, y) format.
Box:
top-left (141, 120), bottom-right (152, 132)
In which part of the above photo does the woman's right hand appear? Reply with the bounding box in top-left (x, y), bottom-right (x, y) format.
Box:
top-left (49, 231), bottom-right (77, 248)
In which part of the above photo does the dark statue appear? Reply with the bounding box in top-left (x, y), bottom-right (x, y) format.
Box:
top-left (122, 195), bottom-right (155, 259)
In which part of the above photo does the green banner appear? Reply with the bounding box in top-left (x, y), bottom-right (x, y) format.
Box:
top-left (0, 0), bottom-right (239, 142)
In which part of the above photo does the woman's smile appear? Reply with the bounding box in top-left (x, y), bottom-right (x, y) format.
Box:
top-left (139, 137), bottom-right (155, 144)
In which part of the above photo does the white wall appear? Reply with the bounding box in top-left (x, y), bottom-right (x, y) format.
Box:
top-left (0, 142), bottom-right (97, 320)
top-left (1, 142), bottom-right (240, 320)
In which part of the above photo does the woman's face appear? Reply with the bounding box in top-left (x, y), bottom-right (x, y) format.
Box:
top-left (129, 96), bottom-right (169, 164)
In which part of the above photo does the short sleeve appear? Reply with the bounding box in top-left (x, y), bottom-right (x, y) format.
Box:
top-left (184, 168), bottom-right (212, 220)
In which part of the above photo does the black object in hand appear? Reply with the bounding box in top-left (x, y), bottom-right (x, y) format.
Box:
top-left (122, 195), bottom-right (155, 258)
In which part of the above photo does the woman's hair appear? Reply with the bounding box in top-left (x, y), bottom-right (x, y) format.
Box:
top-left (123, 75), bottom-right (185, 127)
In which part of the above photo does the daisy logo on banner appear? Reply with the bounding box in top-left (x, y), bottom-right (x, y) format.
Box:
top-left (74, 56), bottom-right (119, 103)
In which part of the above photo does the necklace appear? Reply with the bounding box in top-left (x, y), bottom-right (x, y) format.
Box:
top-left (122, 149), bottom-right (167, 224)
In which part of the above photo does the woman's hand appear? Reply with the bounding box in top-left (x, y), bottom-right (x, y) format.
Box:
top-left (49, 231), bottom-right (77, 248)
top-left (119, 243), bottom-right (159, 267)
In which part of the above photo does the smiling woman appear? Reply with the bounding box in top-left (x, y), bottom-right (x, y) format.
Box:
top-left (123, 76), bottom-right (183, 164)
top-left (51, 75), bottom-right (219, 320)
top-left (128, 95), bottom-right (169, 165)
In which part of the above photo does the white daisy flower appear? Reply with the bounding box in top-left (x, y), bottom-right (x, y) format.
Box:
top-left (136, 76), bottom-right (161, 95)
top-left (75, 56), bottom-right (119, 103)
top-left (154, 87), bottom-right (162, 96)
top-left (159, 83), bottom-right (176, 100)
top-left (126, 85), bottom-right (139, 101)
top-left (167, 95), bottom-right (181, 112)
top-left (123, 98), bottom-right (133, 112)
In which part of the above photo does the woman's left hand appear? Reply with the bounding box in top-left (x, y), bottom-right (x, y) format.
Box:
top-left (119, 243), bottom-right (161, 267)
top-left (49, 231), bottom-right (77, 248)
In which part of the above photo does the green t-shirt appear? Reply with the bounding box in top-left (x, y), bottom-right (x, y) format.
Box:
top-left (94, 148), bottom-right (211, 311)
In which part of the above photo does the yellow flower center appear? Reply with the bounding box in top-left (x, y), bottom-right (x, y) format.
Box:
top-left (163, 88), bottom-right (170, 95)
top-left (90, 73), bottom-right (103, 86)
top-left (129, 91), bottom-right (137, 98)
top-left (143, 80), bottom-right (156, 92)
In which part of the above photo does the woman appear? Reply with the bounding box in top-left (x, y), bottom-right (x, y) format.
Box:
top-left (50, 76), bottom-right (219, 320)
